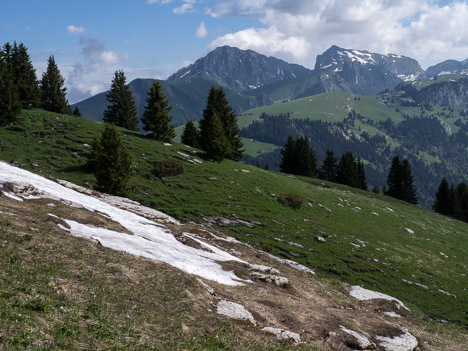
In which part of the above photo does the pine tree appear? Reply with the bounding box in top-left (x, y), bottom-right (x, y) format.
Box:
top-left (90, 123), bottom-right (133, 196)
top-left (357, 157), bottom-right (368, 191)
top-left (40, 55), bottom-right (69, 114)
top-left (455, 182), bottom-right (468, 222)
top-left (320, 149), bottom-right (338, 182)
top-left (280, 135), bottom-right (296, 174)
top-left (294, 136), bottom-right (317, 177)
top-left (401, 159), bottom-right (418, 204)
top-left (199, 86), bottom-right (243, 161)
top-left (141, 81), bottom-right (175, 142)
top-left (0, 54), bottom-right (21, 126)
top-left (103, 70), bottom-right (139, 131)
top-left (433, 178), bottom-right (451, 215)
top-left (199, 108), bottom-right (228, 161)
top-left (73, 106), bottom-right (81, 117)
top-left (181, 120), bottom-right (200, 148)
top-left (386, 156), bottom-right (403, 199)
top-left (336, 151), bottom-right (359, 188)
top-left (11, 42), bottom-right (40, 107)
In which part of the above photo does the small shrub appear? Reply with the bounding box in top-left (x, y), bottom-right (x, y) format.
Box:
top-left (279, 193), bottom-right (303, 209)
top-left (153, 158), bottom-right (184, 178)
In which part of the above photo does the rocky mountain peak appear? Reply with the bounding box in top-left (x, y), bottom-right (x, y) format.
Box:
top-left (167, 45), bottom-right (312, 92)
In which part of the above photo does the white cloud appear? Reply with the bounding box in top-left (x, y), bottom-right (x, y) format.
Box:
top-left (66, 25), bottom-right (86, 35)
top-left (147, 0), bottom-right (173, 4)
top-left (207, 0), bottom-right (468, 68)
top-left (173, 2), bottom-right (194, 14)
top-left (196, 22), bottom-right (207, 38)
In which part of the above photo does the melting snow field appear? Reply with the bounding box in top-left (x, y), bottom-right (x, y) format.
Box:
top-left (0, 162), bottom-right (247, 286)
top-left (350, 286), bottom-right (410, 311)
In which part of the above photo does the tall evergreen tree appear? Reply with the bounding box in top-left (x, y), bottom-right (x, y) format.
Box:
top-left (336, 151), bottom-right (359, 188)
top-left (386, 156), bottom-right (403, 199)
top-left (199, 86), bottom-right (243, 161)
top-left (319, 149), bottom-right (338, 182)
top-left (40, 55), bottom-right (69, 114)
top-left (103, 70), bottom-right (139, 131)
top-left (141, 81), bottom-right (175, 142)
top-left (401, 159), bottom-right (418, 204)
top-left (357, 157), bottom-right (368, 191)
top-left (294, 136), bottom-right (317, 177)
top-left (455, 182), bottom-right (468, 222)
top-left (199, 108), bottom-right (229, 161)
top-left (90, 123), bottom-right (133, 196)
top-left (181, 120), bottom-right (200, 148)
top-left (280, 135), bottom-right (297, 174)
top-left (0, 53), bottom-right (21, 126)
top-left (11, 42), bottom-right (40, 107)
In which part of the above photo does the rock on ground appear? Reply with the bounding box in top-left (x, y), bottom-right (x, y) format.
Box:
top-left (262, 327), bottom-right (301, 344)
top-left (217, 300), bottom-right (257, 326)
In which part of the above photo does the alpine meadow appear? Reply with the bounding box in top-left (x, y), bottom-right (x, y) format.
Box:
top-left (1, 2), bottom-right (468, 350)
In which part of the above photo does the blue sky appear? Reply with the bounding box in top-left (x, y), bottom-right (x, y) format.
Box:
top-left (1, 0), bottom-right (467, 103)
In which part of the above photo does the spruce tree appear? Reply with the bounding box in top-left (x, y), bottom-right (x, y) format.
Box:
top-left (357, 157), bottom-right (368, 191)
top-left (90, 123), bottom-right (133, 196)
top-left (455, 182), bottom-right (468, 222)
top-left (103, 70), bottom-right (139, 131)
top-left (199, 108), bottom-right (228, 161)
top-left (0, 54), bottom-right (21, 126)
top-left (401, 159), bottom-right (418, 204)
top-left (294, 136), bottom-right (317, 177)
top-left (11, 42), bottom-right (40, 107)
top-left (386, 156), bottom-right (403, 199)
top-left (320, 149), bottom-right (338, 182)
top-left (141, 81), bottom-right (175, 142)
top-left (181, 120), bottom-right (200, 148)
top-left (336, 151), bottom-right (359, 188)
top-left (199, 86), bottom-right (243, 161)
top-left (40, 55), bottom-right (69, 114)
top-left (280, 135), bottom-right (296, 174)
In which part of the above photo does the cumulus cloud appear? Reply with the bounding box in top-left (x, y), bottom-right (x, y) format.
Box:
top-left (207, 0), bottom-right (468, 68)
top-left (62, 37), bottom-right (167, 104)
top-left (196, 22), bottom-right (207, 38)
top-left (66, 25), bottom-right (86, 35)
top-left (173, 2), bottom-right (194, 14)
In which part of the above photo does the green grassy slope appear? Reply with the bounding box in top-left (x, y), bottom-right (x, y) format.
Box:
top-left (1, 109), bottom-right (467, 329)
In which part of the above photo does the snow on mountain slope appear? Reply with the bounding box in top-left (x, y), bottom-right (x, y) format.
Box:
top-left (0, 162), bottom-right (247, 286)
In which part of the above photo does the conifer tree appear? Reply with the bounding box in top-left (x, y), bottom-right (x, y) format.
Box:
top-left (103, 70), bottom-right (139, 131)
top-left (11, 42), bottom-right (40, 107)
top-left (455, 182), bottom-right (468, 222)
top-left (336, 151), bottom-right (359, 188)
top-left (319, 149), bottom-right (338, 182)
top-left (90, 123), bottom-right (132, 196)
top-left (141, 81), bottom-right (175, 142)
top-left (280, 135), bottom-right (296, 174)
top-left (73, 106), bottom-right (81, 117)
top-left (199, 108), bottom-right (229, 161)
top-left (401, 159), bottom-right (418, 204)
top-left (294, 136), bottom-right (317, 177)
top-left (0, 54), bottom-right (21, 126)
top-left (386, 156), bottom-right (403, 199)
top-left (181, 120), bottom-right (200, 148)
top-left (357, 157), bottom-right (368, 191)
top-left (199, 86), bottom-right (243, 161)
top-left (40, 55), bottom-right (69, 114)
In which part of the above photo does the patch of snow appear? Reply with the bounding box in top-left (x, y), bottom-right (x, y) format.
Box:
top-left (2, 192), bottom-right (24, 201)
top-left (383, 311), bottom-right (402, 318)
top-left (439, 289), bottom-right (456, 298)
top-left (248, 85), bottom-right (258, 89)
top-left (47, 203), bottom-right (56, 207)
top-left (339, 325), bottom-right (373, 349)
top-left (180, 70), bottom-right (190, 78)
top-left (386, 207), bottom-right (394, 212)
top-left (350, 286), bottom-right (409, 311)
top-left (241, 169), bottom-right (250, 173)
top-left (0, 162), bottom-right (247, 286)
top-left (376, 328), bottom-right (418, 351)
top-left (250, 264), bottom-right (280, 275)
top-left (371, 211), bottom-right (379, 216)
top-left (440, 252), bottom-right (448, 258)
top-left (217, 300), bottom-right (256, 325)
top-left (262, 327), bottom-right (301, 343)
top-left (267, 254), bottom-right (315, 275)
top-left (177, 151), bottom-right (190, 158)
top-left (320, 63), bottom-right (333, 69)
top-left (404, 228), bottom-right (414, 234)
top-left (350, 243), bottom-right (361, 248)
top-left (164, 143), bottom-right (172, 146)
top-left (317, 236), bottom-right (326, 243)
